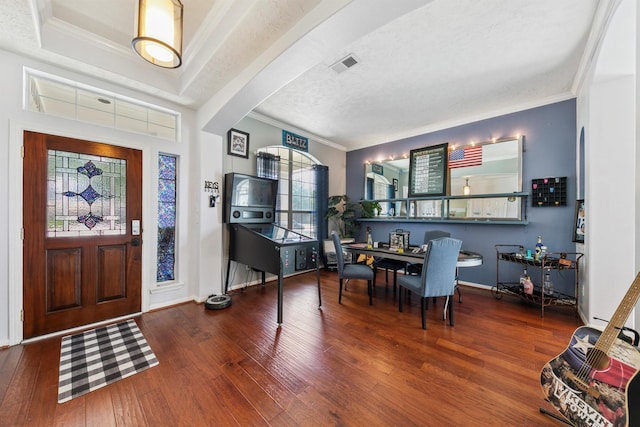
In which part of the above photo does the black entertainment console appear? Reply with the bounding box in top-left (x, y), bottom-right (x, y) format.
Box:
top-left (223, 173), bottom-right (321, 324)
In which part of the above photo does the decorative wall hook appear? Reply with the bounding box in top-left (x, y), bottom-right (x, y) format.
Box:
top-left (205, 181), bottom-right (220, 207)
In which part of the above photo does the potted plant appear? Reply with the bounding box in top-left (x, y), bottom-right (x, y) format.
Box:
top-left (360, 200), bottom-right (382, 218)
top-left (326, 195), bottom-right (361, 238)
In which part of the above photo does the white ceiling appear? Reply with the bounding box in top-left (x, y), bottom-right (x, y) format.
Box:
top-left (0, 0), bottom-right (610, 151)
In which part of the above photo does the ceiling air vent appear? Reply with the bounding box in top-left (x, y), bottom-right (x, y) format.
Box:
top-left (330, 54), bottom-right (359, 74)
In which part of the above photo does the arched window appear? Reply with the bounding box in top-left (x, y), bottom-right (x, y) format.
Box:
top-left (257, 146), bottom-right (328, 239)
top-left (367, 172), bottom-right (392, 199)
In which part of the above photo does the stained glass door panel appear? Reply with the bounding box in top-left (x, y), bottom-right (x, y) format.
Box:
top-left (47, 150), bottom-right (127, 236)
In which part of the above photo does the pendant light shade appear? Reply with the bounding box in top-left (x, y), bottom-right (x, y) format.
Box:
top-left (132, 0), bottom-right (183, 68)
top-left (463, 178), bottom-right (471, 195)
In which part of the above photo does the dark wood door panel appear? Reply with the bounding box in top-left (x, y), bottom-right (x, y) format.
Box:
top-left (45, 247), bottom-right (82, 312)
top-left (23, 131), bottom-right (142, 339)
top-left (97, 244), bottom-right (127, 302)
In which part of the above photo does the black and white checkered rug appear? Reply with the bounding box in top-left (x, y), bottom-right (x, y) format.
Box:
top-left (57, 319), bottom-right (158, 403)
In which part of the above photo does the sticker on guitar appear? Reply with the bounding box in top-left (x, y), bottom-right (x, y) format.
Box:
top-left (541, 272), bottom-right (640, 427)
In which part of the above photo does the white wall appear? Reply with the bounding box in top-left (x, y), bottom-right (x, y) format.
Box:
top-left (588, 76), bottom-right (636, 326)
top-left (576, 0), bottom-right (637, 329)
top-left (0, 49), bottom-right (211, 345)
top-left (636, 0), bottom-right (640, 326)
top-left (196, 132), bottom-right (225, 298)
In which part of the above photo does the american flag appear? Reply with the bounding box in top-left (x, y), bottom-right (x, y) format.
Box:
top-left (449, 146), bottom-right (482, 169)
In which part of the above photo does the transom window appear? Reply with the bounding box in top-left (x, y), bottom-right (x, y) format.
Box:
top-left (25, 69), bottom-right (180, 141)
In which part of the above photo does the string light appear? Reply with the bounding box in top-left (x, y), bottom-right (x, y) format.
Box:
top-left (363, 135), bottom-right (522, 164)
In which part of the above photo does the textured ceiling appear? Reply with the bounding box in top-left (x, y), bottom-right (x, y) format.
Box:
top-left (0, 0), bottom-right (607, 151)
top-left (254, 0), bottom-right (601, 148)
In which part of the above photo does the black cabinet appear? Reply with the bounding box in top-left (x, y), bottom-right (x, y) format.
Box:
top-left (225, 223), bottom-right (320, 324)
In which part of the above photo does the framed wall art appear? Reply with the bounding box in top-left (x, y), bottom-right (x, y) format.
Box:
top-left (227, 128), bottom-right (250, 158)
top-left (389, 229), bottom-right (410, 250)
top-left (572, 199), bottom-right (585, 243)
top-left (408, 142), bottom-right (448, 197)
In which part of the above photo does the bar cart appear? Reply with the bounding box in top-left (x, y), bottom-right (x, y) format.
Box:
top-left (493, 244), bottom-right (583, 317)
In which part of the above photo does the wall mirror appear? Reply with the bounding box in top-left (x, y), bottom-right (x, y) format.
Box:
top-left (364, 136), bottom-right (523, 219)
top-left (364, 158), bottom-right (410, 217)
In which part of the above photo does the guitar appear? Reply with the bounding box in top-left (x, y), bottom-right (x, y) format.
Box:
top-left (541, 272), bottom-right (640, 427)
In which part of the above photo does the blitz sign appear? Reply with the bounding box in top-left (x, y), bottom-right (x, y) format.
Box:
top-left (282, 130), bottom-right (308, 152)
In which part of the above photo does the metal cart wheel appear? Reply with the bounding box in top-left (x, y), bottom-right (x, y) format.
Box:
top-left (491, 285), bottom-right (503, 299)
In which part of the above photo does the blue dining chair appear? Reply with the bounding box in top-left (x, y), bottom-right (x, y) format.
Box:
top-left (331, 231), bottom-right (375, 305)
top-left (407, 230), bottom-right (463, 303)
top-left (397, 237), bottom-right (462, 329)
top-left (406, 230), bottom-right (451, 275)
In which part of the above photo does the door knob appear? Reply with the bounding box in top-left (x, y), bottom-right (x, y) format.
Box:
top-left (130, 238), bottom-right (141, 247)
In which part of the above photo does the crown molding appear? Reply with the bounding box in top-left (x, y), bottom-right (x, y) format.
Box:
top-left (248, 111), bottom-right (347, 152)
top-left (346, 92), bottom-right (576, 152)
top-left (572, 0), bottom-right (620, 95)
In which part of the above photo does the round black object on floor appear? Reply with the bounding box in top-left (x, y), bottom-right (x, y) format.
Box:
top-left (205, 294), bottom-right (232, 310)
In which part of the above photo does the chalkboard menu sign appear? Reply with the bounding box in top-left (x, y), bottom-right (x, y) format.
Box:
top-left (408, 143), bottom-right (448, 197)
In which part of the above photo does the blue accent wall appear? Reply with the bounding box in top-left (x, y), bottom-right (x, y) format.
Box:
top-left (346, 99), bottom-right (578, 294)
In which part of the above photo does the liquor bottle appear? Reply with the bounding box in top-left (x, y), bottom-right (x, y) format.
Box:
top-left (541, 246), bottom-right (548, 259)
top-left (534, 236), bottom-right (543, 261)
top-left (543, 272), bottom-right (554, 296)
top-left (519, 268), bottom-right (529, 287)
top-left (366, 227), bottom-right (373, 249)
top-left (521, 269), bottom-right (534, 294)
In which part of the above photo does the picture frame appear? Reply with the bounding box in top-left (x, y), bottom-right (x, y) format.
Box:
top-left (389, 229), bottom-right (410, 250)
top-left (408, 142), bottom-right (448, 197)
top-left (393, 178), bottom-right (398, 192)
top-left (572, 199), bottom-right (585, 243)
top-left (227, 128), bottom-right (250, 158)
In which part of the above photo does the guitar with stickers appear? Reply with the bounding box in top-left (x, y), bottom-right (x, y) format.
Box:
top-left (540, 272), bottom-right (640, 427)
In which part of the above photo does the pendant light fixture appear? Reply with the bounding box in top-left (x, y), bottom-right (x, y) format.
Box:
top-left (463, 178), bottom-right (471, 195)
top-left (132, 0), bottom-right (183, 68)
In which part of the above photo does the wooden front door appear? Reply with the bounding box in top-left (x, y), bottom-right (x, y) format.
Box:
top-left (23, 131), bottom-right (143, 339)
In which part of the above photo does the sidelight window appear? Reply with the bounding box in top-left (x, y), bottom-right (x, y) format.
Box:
top-left (157, 154), bottom-right (177, 282)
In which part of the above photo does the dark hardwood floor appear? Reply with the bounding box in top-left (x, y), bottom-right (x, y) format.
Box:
top-left (0, 269), bottom-right (582, 426)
